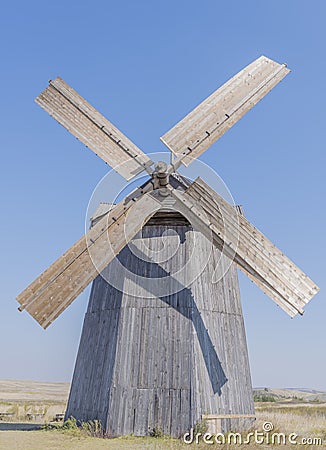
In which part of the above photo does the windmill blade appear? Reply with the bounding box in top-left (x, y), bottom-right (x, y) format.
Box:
top-left (170, 178), bottom-right (319, 317)
top-left (36, 77), bottom-right (153, 180)
top-left (17, 191), bottom-right (161, 329)
top-left (161, 56), bottom-right (290, 167)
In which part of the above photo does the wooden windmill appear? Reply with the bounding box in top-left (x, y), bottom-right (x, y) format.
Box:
top-left (17, 56), bottom-right (319, 437)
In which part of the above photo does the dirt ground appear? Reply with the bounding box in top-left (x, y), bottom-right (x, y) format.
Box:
top-left (0, 432), bottom-right (184, 450)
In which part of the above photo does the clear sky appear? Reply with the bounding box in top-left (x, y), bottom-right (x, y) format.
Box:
top-left (1, 0), bottom-right (325, 390)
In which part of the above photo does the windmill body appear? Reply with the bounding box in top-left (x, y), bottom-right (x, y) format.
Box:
top-left (17, 56), bottom-right (319, 436)
top-left (66, 190), bottom-right (255, 436)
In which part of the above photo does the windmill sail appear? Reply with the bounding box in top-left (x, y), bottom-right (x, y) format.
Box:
top-left (36, 77), bottom-right (153, 180)
top-left (161, 56), bottom-right (290, 166)
top-left (17, 193), bottom-right (160, 329)
top-left (170, 178), bottom-right (319, 317)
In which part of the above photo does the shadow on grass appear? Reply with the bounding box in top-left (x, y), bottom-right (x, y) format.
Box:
top-left (0, 422), bottom-right (43, 431)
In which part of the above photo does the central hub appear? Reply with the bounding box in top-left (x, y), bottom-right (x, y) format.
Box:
top-left (154, 160), bottom-right (169, 188)
top-left (154, 160), bottom-right (168, 174)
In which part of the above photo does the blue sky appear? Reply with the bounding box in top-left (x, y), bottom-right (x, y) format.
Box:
top-left (1, 0), bottom-right (325, 389)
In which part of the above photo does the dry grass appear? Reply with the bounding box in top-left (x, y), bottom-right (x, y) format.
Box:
top-left (0, 381), bottom-right (325, 448)
top-left (0, 432), bottom-right (181, 449)
top-left (255, 405), bottom-right (326, 448)
top-left (0, 380), bottom-right (69, 403)
top-left (0, 380), bottom-right (67, 422)
top-left (0, 404), bottom-right (325, 449)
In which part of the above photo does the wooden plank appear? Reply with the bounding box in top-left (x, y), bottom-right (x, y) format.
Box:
top-left (170, 180), bottom-right (319, 317)
top-left (170, 189), bottom-right (296, 314)
top-left (17, 193), bottom-right (161, 329)
top-left (168, 190), bottom-right (298, 317)
top-left (203, 414), bottom-right (256, 419)
top-left (36, 77), bottom-right (153, 180)
top-left (189, 179), bottom-right (319, 304)
top-left (161, 56), bottom-right (290, 166)
top-left (185, 187), bottom-right (310, 308)
top-left (16, 182), bottom-right (147, 312)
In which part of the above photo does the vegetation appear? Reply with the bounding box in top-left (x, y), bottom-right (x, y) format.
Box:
top-left (256, 403), bottom-right (326, 417)
top-left (1, 382), bottom-right (325, 448)
top-left (193, 418), bottom-right (208, 435)
top-left (253, 394), bottom-right (276, 402)
top-left (0, 399), bottom-right (66, 423)
top-left (149, 426), bottom-right (165, 438)
top-left (42, 416), bottom-right (109, 438)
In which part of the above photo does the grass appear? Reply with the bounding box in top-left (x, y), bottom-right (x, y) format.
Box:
top-left (256, 403), bottom-right (326, 417)
top-left (0, 400), bottom-right (66, 423)
top-left (0, 432), bottom-right (185, 450)
top-left (253, 394), bottom-right (276, 402)
top-left (1, 381), bottom-right (325, 448)
top-left (0, 404), bottom-right (325, 449)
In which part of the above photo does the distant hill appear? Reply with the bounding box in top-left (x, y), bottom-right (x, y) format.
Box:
top-left (253, 387), bottom-right (326, 403)
top-left (0, 379), bottom-right (70, 403)
top-left (0, 380), bottom-right (70, 422)
top-left (0, 380), bottom-right (325, 404)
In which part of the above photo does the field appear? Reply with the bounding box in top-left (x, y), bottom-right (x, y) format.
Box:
top-left (0, 381), bottom-right (325, 449)
top-left (0, 379), bottom-right (69, 423)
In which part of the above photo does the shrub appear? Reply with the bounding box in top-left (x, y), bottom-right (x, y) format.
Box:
top-left (81, 419), bottom-right (104, 437)
top-left (254, 394), bottom-right (276, 402)
top-left (194, 419), bottom-right (208, 435)
top-left (149, 426), bottom-right (165, 438)
top-left (62, 416), bottom-right (78, 430)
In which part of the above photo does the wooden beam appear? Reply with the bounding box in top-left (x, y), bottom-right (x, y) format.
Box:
top-left (202, 414), bottom-right (256, 419)
top-left (170, 179), bottom-right (319, 317)
top-left (161, 56), bottom-right (290, 166)
top-left (36, 77), bottom-right (153, 180)
top-left (17, 190), bottom-right (160, 329)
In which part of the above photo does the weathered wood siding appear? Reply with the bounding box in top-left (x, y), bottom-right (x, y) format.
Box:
top-left (65, 213), bottom-right (255, 436)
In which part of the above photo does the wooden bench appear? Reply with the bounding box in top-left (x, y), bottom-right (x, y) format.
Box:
top-left (54, 413), bottom-right (65, 421)
top-left (0, 412), bottom-right (14, 421)
top-left (202, 414), bottom-right (256, 433)
top-left (26, 413), bottom-right (44, 421)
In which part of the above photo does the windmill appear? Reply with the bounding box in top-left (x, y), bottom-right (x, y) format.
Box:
top-left (17, 56), bottom-right (319, 437)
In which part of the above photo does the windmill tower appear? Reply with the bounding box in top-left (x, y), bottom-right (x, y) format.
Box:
top-left (17, 56), bottom-right (319, 437)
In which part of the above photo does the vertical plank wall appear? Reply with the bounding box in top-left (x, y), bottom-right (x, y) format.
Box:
top-left (65, 212), bottom-right (255, 436)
